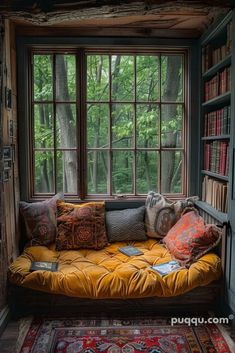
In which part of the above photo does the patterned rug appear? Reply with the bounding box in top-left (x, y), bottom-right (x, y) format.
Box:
top-left (17, 317), bottom-right (235, 353)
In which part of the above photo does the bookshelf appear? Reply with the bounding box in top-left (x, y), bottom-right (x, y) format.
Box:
top-left (200, 11), bottom-right (232, 215)
top-left (201, 91), bottom-right (230, 107)
top-left (199, 9), bottom-right (235, 319)
top-left (201, 170), bottom-right (229, 181)
top-left (202, 135), bottom-right (230, 141)
top-left (202, 54), bottom-right (231, 80)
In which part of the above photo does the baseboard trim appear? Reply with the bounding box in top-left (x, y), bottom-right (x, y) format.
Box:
top-left (0, 306), bottom-right (10, 337)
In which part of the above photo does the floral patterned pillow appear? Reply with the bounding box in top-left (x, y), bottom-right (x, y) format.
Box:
top-left (162, 210), bottom-right (222, 267)
top-left (20, 193), bottom-right (63, 246)
top-left (56, 201), bottom-right (108, 250)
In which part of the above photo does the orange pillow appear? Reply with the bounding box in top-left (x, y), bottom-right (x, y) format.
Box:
top-left (56, 201), bottom-right (108, 250)
top-left (162, 210), bottom-right (221, 267)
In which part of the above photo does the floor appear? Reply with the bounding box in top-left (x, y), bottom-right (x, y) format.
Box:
top-left (1, 315), bottom-right (235, 353)
top-left (0, 320), bottom-right (19, 353)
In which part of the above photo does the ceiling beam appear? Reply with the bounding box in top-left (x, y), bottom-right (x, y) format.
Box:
top-left (0, 1), bottom-right (231, 25)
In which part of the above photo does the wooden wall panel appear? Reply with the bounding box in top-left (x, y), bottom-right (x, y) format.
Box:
top-left (0, 18), bottom-right (19, 311)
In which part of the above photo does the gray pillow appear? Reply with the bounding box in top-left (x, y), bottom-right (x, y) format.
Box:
top-left (106, 206), bottom-right (147, 242)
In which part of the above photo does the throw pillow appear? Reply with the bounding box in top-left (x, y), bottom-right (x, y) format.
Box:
top-left (56, 201), bottom-right (108, 250)
top-left (19, 193), bottom-right (64, 246)
top-left (106, 206), bottom-right (147, 242)
top-left (145, 191), bottom-right (197, 239)
top-left (162, 210), bottom-right (222, 267)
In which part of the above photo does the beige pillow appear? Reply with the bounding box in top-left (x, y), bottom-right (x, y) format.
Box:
top-left (145, 191), bottom-right (197, 239)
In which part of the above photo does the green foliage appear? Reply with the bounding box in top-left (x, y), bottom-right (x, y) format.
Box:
top-left (111, 56), bottom-right (134, 101)
top-left (136, 56), bottom-right (159, 101)
top-left (33, 53), bottom-right (184, 195)
top-left (34, 55), bottom-right (53, 101)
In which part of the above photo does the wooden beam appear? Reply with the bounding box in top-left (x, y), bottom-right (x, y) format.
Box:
top-left (15, 25), bottom-right (201, 38)
top-left (0, 1), bottom-right (231, 26)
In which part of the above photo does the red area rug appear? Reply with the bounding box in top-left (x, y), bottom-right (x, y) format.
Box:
top-left (17, 317), bottom-right (234, 353)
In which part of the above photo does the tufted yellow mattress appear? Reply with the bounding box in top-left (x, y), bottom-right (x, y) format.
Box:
top-left (8, 239), bottom-right (221, 299)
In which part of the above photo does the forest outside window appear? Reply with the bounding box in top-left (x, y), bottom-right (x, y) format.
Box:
top-left (31, 49), bottom-right (187, 199)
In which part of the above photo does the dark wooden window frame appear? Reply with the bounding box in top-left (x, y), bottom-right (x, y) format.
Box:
top-left (17, 37), bottom-right (200, 202)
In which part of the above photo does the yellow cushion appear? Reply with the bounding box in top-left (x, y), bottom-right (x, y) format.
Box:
top-left (8, 239), bottom-right (221, 299)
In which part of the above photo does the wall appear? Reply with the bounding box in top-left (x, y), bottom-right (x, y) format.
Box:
top-left (0, 19), bottom-right (19, 313)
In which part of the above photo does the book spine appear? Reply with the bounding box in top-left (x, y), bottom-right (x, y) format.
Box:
top-left (202, 175), bottom-right (228, 213)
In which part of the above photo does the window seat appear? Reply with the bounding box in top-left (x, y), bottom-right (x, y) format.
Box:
top-left (8, 238), bottom-right (221, 317)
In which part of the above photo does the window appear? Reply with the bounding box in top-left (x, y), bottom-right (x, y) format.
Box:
top-left (31, 49), bottom-right (187, 199)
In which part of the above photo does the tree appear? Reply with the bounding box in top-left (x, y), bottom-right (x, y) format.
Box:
top-left (161, 55), bottom-right (182, 193)
top-left (56, 55), bottom-right (77, 193)
top-left (33, 52), bottom-right (183, 195)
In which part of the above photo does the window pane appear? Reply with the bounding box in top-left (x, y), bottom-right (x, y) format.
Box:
top-left (34, 104), bottom-right (53, 148)
top-left (56, 104), bottom-right (76, 148)
top-left (56, 55), bottom-right (76, 101)
top-left (112, 104), bottom-right (134, 148)
top-left (136, 151), bottom-right (159, 193)
top-left (136, 56), bottom-right (159, 101)
top-left (34, 151), bottom-right (54, 193)
top-left (87, 55), bottom-right (109, 101)
top-left (87, 150), bottom-right (108, 194)
top-left (33, 55), bottom-right (53, 101)
top-left (161, 104), bottom-right (183, 147)
top-left (87, 104), bottom-right (109, 148)
top-left (112, 55), bottom-right (134, 101)
top-left (56, 151), bottom-right (77, 194)
top-left (161, 55), bottom-right (183, 102)
top-left (161, 151), bottom-right (182, 193)
top-left (112, 151), bottom-right (133, 194)
top-left (136, 104), bottom-right (159, 147)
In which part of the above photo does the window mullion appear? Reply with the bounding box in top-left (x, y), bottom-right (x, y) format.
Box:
top-left (183, 54), bottom-right (187, 195)
top-left (109, 54), bottom-right (112, 196)
top-left (53, 54), bottom-right (57, 194)
top-left (31, 53), bottom-right (35, 197)
top-left (159, 54), bottom-right (162, 194)
top-left (76, 51), bottom-right (80, 198)
top-left (79, 49), bottom-right (86, 199)
top-left (134, 55), bottom-right (137, 196)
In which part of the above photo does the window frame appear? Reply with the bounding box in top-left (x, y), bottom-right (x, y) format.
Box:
top-left (84, 49), bottom-right (187, 199)
top-left (30, 49), bottom-right (80, 197)
top-left (17, 37), bottom-right (199, 202)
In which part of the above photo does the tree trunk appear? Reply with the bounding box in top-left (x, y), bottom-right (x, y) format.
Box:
top-left (161, 56), bottom-right (181, 193)
top-left (56, 55), bottom-right (77, 193)
top-left (144, 77), bottom-right (155, 190)
top-left (92, 56), bottom-right (103, 193)
top-left (38, 104), bottom-right (50, 192)
top-left (111, 55), bottom-right (121, 194)
top-left (37, 68), bottom-right (52, 192)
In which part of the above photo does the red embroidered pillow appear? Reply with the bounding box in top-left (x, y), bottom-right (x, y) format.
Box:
top-left (162, 210), bottom-right (221, 267)
top-left (56, 201), bottom-right (108, 250)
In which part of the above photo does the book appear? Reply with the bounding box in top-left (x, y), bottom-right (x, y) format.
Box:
top-left (119, 246), bottom-right (143, 256)
top-left (202, 176), bottom-right (228, 213)
top-left (150, 260), bottom-right (183, 277)
top-left (30, 261), bottom-right (58, 272)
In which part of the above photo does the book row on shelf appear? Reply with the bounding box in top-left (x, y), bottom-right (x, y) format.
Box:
top-left (204, 105), bottom-right (231, 136)
top-left (202, 21), bottom-right (232, 73)
top-left (202, 175), bottom-right (228, 213)
top-left (204, 66), bottom-right (231, 102)
top-left (204, 140), bottom-right (229, 176)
